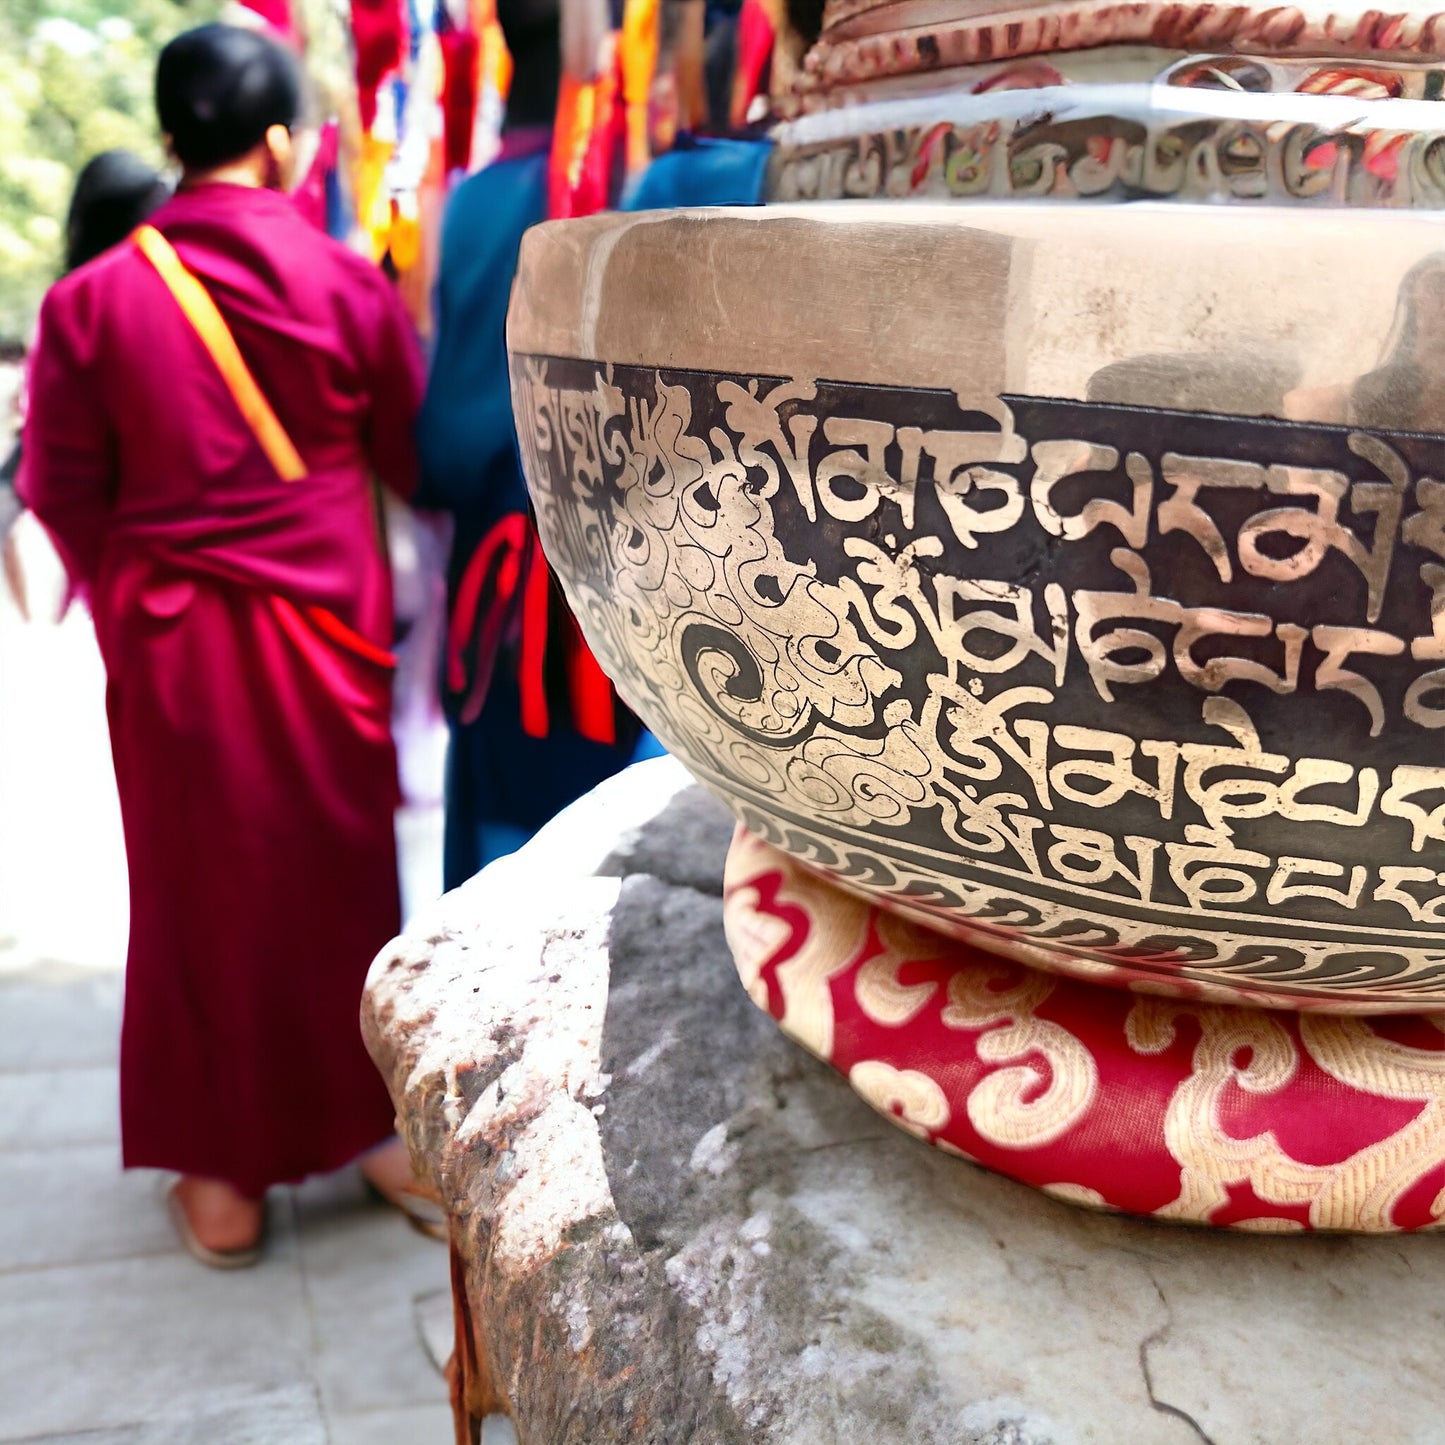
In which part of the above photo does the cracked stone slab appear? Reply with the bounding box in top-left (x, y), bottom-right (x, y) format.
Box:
top-left (363, 756), bottom-right (1445, 1445)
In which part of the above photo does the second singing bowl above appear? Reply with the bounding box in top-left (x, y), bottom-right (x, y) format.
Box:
top-left (507, 202), bottom-right (1445, 1013)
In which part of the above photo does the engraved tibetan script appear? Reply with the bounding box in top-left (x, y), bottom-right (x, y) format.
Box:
top-left (512, 356), bottom-right (1445, 950)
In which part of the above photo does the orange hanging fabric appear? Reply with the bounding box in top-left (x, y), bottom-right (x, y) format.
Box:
top-left (619, 0), bottom-right (660, 179)
top-left (548, 64), bottom-right (619, 219)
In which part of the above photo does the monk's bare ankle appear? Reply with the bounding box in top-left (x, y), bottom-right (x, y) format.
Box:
top-left (360, 1136), bottom-right (438, 1204)
top-left (174, 1176), bottom-right (265, 1252)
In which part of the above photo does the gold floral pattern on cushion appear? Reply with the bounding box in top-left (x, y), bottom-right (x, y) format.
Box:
top-left (725, 827), bottom-right (1445, 1232)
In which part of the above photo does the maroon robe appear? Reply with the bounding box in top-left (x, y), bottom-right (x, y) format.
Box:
top-left (21, 183), bottom-right (423, 1196)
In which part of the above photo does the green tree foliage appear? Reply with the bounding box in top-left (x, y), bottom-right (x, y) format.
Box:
top-left (0, 0), bottom-right (223, 348)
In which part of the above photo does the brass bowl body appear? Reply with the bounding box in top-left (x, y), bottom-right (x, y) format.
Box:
top-left (795, 1), bottom-right (1445, 105)
top-left (773, 1), bottom-right (1445, 207)
top-left (507, 203), bottom-right (1445, 1013)
top-left (770, 68), bottom-right (1445, 209)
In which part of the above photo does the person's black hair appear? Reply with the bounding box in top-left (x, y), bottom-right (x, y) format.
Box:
top-left (156, 24), bottom-right (302, 171)
top-left (496, 0), bottom-right (561, 130)
top-left (64, 150), bottom-right (169, 274)
top-left (784, 0), bottom-right (825, 49)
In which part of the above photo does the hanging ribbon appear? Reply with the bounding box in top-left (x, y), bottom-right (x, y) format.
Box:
top-left (438, 21), bottom-right (481, 175)
top-left (350, 0), bottom-right (408, 131)
top-left (548, 50), bottom-right (622, 220)
top-left (730, 0), bottom-right (776, 129)
top-left (619, 0), bottom-right (661, 179)
top-left (235, 0), bottom-right (296, 40)
top-left (446, 514), bottom-right (615, 743)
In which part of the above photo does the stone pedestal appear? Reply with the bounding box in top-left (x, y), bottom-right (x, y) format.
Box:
top-left (363, 758), bottom-right (1445, 1445)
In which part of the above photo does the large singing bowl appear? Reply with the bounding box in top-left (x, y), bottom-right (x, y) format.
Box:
top-left (507, 203), bottom-right (1445, 1013)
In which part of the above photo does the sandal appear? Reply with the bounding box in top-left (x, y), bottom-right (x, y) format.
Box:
top-left (362, 1177), bottom-right (448, 1242)
top-left (167, 1181), bottom-right (266, 1270)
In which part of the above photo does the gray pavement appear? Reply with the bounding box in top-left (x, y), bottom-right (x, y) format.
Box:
top-left (0, 962), bottom-right (459, 1444)
top-left (0, 533), bottom-right (515, 1444)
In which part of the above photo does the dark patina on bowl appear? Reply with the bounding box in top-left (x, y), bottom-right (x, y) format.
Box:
top-left (507, 200), bottom-right (1445, 1014)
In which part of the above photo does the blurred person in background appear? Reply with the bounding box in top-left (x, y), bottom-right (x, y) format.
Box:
top-left (1, 385), bottom-right (26, 617)
top-left (2, 151), bottom-right (171, 620)
top-left (20, 23), bottom-right (431, 1266)
top-left (419, 0), bottom-right (652, 891)
top-left (63, 150), bottom-right (174, 272)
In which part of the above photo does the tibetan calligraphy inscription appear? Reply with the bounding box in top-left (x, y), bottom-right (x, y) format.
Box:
top-left (512, 355), bottom-right (1445, 1008)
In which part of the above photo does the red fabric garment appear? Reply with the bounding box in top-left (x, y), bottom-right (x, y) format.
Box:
top-left (726, 831), bottom-right (1445, 1233)
top-left (439, 26), bottom-right (481, 176)
top-left (351, 0), bottom-right (408, 132)
top-left (293, 122), bottom-right (341, 234)
top-left (237, 0), bottom-right (294, 37)
top-left (548, 55), bottom-right (624, 220)
top-left (20, 184), bottom-right (424, 1195)
top-left (731, 0), bottom-right (775, 128)
top-left (444, 511), bottom-right (620, 744)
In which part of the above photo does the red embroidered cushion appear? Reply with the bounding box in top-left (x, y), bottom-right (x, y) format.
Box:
top-left (724, 828), bottom-right (1445, 1233)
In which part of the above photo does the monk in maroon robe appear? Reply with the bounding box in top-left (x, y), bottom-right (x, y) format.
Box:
top-left (21, 25), bottom-right (426, 1263)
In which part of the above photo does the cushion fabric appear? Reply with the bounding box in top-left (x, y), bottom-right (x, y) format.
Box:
top-left (724, 828), bottom-right (1445, 1233)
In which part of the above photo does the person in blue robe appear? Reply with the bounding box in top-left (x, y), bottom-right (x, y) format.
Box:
top-left (622, 132), bottom-right (771, 211)
top-left (419, 0), bottom-right (650, 889)
top-left (418, 5), bottom-right (775, 891)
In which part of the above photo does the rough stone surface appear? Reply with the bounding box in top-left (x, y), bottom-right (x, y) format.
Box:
top-left (364, 757), bottom-right (1445, 1445)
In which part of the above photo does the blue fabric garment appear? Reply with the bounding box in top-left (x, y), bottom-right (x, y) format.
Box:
top-left (325, 166), bottom-right (348, 242)
top-left (416, 150), bottom-right (549, 545)
top-left (421, 137), bottom-right (772, 889)
top-left (621, 136), bottom-right (772, 212)
top-left (421, 148), bottom-right (633, 888)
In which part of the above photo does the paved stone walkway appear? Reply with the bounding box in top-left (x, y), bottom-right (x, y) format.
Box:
top-left (0, 532), bottom-right (514, 1444)
top-left (0, 960), bottom-right (466, 1445)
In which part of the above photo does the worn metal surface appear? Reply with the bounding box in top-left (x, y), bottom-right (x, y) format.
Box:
top-left (772, 0), bottom-right (1445, 203)
top-left (506, 204), bottom-right (1445, 1010)
top-left (799, 1), bottom-right (1445, 103)
top-left (769, 81), bottom-right (1445, 207)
